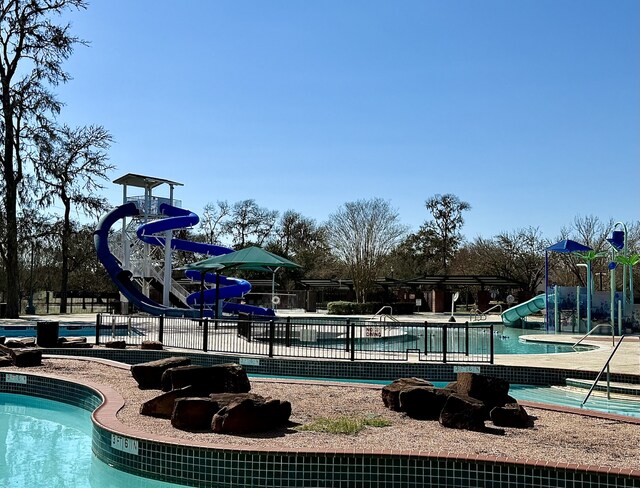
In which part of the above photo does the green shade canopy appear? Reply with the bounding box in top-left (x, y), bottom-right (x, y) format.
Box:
top-left (184, 246), bottom-right (301, 273)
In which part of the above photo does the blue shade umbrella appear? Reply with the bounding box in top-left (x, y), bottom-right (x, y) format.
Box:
top-left (545, 240), bottom-right (592, 331)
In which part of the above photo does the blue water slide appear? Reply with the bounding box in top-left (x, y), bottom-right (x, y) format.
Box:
top-left (135, 203), bottom-right (275, 317)
top-left (94, 203), bottom-right (202, 317)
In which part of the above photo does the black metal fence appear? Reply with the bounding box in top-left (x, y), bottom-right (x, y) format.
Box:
top-left (96, 314), bottom-right (494, 363)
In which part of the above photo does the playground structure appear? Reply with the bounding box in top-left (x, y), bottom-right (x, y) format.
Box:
top-left (94, 173), bottom-right (275, 318)
top-left (501, 228), bottom-right (637, 334)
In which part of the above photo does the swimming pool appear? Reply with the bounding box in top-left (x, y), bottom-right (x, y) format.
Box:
top-left (0, 324), bottom-right (96, 338)
top-left (0, 393), bottom-right (184, 487)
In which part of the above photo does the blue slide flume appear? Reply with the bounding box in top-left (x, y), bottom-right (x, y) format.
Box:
top-left (94, 203), bottom-right (274, 317)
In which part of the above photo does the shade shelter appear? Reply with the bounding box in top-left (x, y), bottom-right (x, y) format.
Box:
top-left (545, 239), bottom-right (592, 331)
top-left (184, 247), bottom-right (301, 318)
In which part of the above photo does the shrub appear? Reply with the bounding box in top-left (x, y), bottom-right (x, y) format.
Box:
top-left (297, 415), bottom-right (391, 435)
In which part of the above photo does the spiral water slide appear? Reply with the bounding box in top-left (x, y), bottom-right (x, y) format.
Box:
top-left (94, 202), bottom-right (274, 317)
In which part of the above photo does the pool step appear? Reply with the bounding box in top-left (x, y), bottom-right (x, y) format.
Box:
top-left (565, 378), bottom-right (640, 397)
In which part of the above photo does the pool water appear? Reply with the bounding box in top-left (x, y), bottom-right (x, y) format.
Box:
top-left (0, 394), bottom-right (184, 487)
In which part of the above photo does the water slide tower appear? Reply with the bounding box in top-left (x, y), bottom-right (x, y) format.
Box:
top-left (112, 173), bottom-right (184, 313)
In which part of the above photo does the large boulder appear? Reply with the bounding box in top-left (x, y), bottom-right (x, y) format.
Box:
top-left (490, 402), bottom-right (531, 428)
top-left (104, 340), bottom-right (127, 349)
top-left (140, 340), bottom-right (163, 350)
top-left (57, 337), bottom-right (92, 348)
top-left (212, 396), bottom-right (292, 434)
top-left (399, 386), bottom-right (450, 420)
top-left (439, 393), bottom-right (487, 431)
top-left (171, 397), bottom-right (221, 431)
top-left (12, 348), bottom-right (42, 367)
top-left (381, 378), bottom-right (433, 411)
top-left (131, 356), bottom-right (192, 389)
top-left (140, 385), bottom-right (200, 418)
top-left (454, 373), bottom-right (510, 410)
top-left (161, 364), bottom-right (251, 394)
top-left (4, 338), bottom-right (36, 348)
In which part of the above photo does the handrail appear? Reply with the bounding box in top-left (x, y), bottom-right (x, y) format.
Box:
top-left (581, 334), bottom-right (634, 407)
top-left (469, 304), bottom-right (503, 322)
top-left (367, 305), bottom-right (398, 322)
top-left (572, 323), bottom-right (615, 349)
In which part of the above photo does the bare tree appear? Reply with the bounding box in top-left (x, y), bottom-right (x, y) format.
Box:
top-left (35, 124), bottom-right (113, 313)
top-left (327, 198), bottom-right (407, 303)
top-left (200, 200), bottom-right (230, 245)
top-left (0, 0), bottom-right (86, 317)
top-left (223, 199), bottom-right (278, 248)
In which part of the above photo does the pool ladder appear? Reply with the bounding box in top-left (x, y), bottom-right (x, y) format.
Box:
top-left (469, 304), bottom-right (502, 322)
top-left (572, 326), bottom-right (638, 406)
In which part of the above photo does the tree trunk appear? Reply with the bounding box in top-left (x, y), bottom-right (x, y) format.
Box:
top-left (4, 186), bottom-right (20, 318)
top-left (59, 199), bottom-right (71, 314)
top-left (2, 93), bottom-right (20, 318)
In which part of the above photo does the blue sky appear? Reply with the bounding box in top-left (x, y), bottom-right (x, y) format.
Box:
top-left (56, 0), bottom-right (639, 241)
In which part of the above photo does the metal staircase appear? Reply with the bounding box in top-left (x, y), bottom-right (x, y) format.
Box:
top-left (108, 224), bottom-right (192, 307)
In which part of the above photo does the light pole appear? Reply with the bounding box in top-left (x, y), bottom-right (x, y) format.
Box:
top-left (595, 272), bottom-right (605, 291)
top-left (577, 263), bottom-right (592, 332)
top-left (607, 222), bottom-right (627, 333)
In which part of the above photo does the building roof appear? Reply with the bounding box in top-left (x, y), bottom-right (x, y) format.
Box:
top-left (113, 173), bottom-right (183, 189)
top-left (297, 275), bottom-right (524, 289)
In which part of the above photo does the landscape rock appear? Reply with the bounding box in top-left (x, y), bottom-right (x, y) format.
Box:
top-left (4, 338), bottom-right (36, 348)
top-left (490, 402), bottom-right (531, 428)
top-left (57, 337), bottom-right (92, 348)
top-left (140, 340), bottom-right (163, 350)
top-left (171, 397), bottom-right (220, 431)
top-left (140, 385), bottom-right (199, 418)
top-left (104, 340), bottom-right (127, 349)
top-left (381, 377), bottom-right (433, 411)
top-left (399, 385), bottom-right (450, 420)
top-left (161, 363), bottom-right (251, 394)
top-left (454, 373), bottom-right (510, 410)
top-left (439, 393), bottom-right (487, 431)
top-left (11, 348), bottom-right (43, 367)
top-left (0, 354), bottom-right (13, 366)
top-left (212, 396), bottom-right (292, 434)
top-left (131, 356), bottom-right (192, 389)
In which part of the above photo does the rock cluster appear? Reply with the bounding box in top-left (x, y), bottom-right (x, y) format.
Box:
top-left (0, 338), bottom-right (42, 366)
top-left (133, 359), bottom-right (291, 434)
top-left (382, 373), bottom-right (532, 433)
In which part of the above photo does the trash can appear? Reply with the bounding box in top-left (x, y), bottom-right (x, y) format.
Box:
top-left (36, 321), bottom-right (59, 348)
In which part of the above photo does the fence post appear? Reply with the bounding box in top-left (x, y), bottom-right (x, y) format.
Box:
top-left (269, 320), bottom-right (275, 358)
top-left (203, 318), bottom-right (209, 352)
top-left (489, 324), bottom-right (494, 364)
top-left (423, 321), bottom-right (428, 355)
top-left (442, 324), bottom-right (448, 363)
top-left (350, 321), bottom-right (356, 361)
top-left (95, 314), bottom-right (101, 345)
top-left (464, 321), bottom-right (469, 356)
top-left (345, 319), bottom-right (350, 352)
top-left (158, 315), bottom-right (164, 344)
top-left (285, 316), bottom-right (291, 347)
